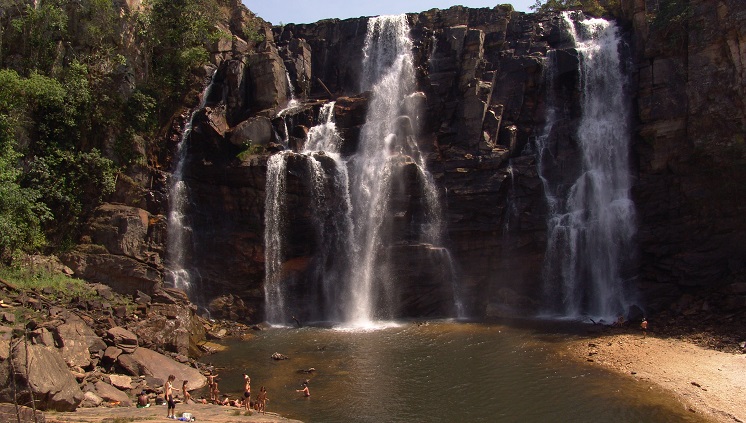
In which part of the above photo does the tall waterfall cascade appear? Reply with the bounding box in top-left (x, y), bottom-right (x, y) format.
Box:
top-left (264, 15), bottom-right (458, 326)
top-left (538, 13), bottom-right (637, 321)
top-left (166, 72), bottom-right (216, 295)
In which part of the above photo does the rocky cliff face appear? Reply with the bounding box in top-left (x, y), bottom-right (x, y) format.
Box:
top-left (625, 0), bottom-right (746, 313)
top-left (73, 0), bottom-right (746, 321)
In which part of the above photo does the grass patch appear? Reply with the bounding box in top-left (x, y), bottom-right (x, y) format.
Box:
top-left (0, 265), bottom-right (96, 301)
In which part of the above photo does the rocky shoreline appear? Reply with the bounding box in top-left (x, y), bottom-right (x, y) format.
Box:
top-left (0, 269), bottom-right (277, 421)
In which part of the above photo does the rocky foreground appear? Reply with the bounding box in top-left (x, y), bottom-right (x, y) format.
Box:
top-left (0, 267), bottom-right (265, 421)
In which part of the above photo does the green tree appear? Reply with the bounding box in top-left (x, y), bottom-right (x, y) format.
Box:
top-left (142, 0), bottom-right (220, 107)
top-left (0, 70), bottom-right (51, 261)
top-left (530, 0), bottom-right (608, 16)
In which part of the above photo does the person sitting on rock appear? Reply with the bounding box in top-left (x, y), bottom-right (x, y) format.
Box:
top-left (137, 391), bottom-right (149, 408)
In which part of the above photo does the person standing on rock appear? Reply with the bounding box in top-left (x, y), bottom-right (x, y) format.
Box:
top-left (243, 373), bottom-right (251, 412)
top-left (166, 374), bottom-right (179, 419)
top-left (207, 371), bottom-right (219, 402)
top-left (641, 317), bottom-right (648, 338)
top-left (257, 386), bottom-right (268, 414)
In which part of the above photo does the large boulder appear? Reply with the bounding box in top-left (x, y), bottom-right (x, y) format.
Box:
top-left (94, 381), bottom-right (132, 407)
top-left (228, 116), bottom-right (274, 147)
top-left (116, 347), bottom-right (206, 391)
top-left (54, 313), bottom-right (107, 369)
top-left (106, 327), bottom-right (139, 354)
top-left (60, 248), bottom-right (162, 297)
top-left (0, 343), bottom-right (84, 411)
top-left (86, 204), bottom-right (153, 261)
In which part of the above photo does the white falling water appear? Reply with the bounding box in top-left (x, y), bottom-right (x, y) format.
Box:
top-left (264, 15), bottom-right (457, 326)
top-left (264, 153), bottom-right (289, 324)
top-left (167, 72), bottom-right (216, 294)
top-left (302, 102), bottom-right (356, 322)
top-left (277, 70), bottom-right (301, 145)
top-left (540, 13), bottom-right (636, 321)
top-left (346, 14), bottom-right (445, 324)
top-left (264, 102), bottom-right (356, 324)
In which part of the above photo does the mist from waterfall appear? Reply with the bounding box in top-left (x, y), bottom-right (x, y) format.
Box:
top-left (166, 72), bottom-right (216, 295)
top-left (539, 13), bottom-right (636, 321)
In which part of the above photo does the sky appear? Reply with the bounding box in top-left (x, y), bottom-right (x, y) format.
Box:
top-left (243, 0), bottom-right (536, 26)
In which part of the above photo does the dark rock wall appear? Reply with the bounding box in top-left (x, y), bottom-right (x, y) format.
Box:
top-left (626, 0), bottom-right (746, 312)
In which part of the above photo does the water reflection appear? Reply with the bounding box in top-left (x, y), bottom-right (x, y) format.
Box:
top-left (201, 322), bottom-right (703, 423)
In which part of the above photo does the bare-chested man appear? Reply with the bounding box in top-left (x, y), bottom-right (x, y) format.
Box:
top-left (242, 373), bottom-right (251, 411)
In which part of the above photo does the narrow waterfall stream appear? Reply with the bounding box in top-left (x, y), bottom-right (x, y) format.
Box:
top-left (166, 72), bottom-right (216, 295)
top-left (539, 13), bottom-right (637, 321)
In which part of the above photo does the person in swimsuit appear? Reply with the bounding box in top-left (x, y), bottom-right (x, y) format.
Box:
top-left (242, 373), bottom-right (251, 411)
top-left (206, 371), bottom-right (219, 402)
top-left (296, 381), bottom-right (310, 397)
top-left (165, 374), bottom-right (179, 419)
top-left (257, 386), bottom-right (268, 414)
top-left (182, 380), bottom-right (191, 403)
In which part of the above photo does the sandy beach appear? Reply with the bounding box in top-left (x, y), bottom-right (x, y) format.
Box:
top-left (557, 329), bottom-right (746, 423)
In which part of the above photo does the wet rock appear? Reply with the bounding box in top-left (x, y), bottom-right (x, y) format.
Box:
top-left (271, 352), bottom-right (289, 360)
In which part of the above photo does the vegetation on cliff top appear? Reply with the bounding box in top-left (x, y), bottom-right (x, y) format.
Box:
top-left (0, 0), bottom-right (223, 263)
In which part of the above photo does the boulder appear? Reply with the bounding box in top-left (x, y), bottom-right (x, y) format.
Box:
top-left (228, 116), bottom-right (274, 148)
top-left (0, 404), bottom-right (45, 422)
top-left (79, 390), bottom-right (104, 408)
top-left (0, 343), bottom-right (84, 411)
top-left (247, 45), bottom-right (289, 111)
top-left (108, 374), bottom-right (133, 391)
top-left (106, 327), bottom-right (139, 353)
top-left (60, 249), bottom-right (162, 297)
top-left (116, 347), bottom-right (207, 391)
top-left (94, 381), bottom-right (132, 406)
top-left (86, 204), bottom-right (152, 261)
top-left (103, 346), bottom-right (123, 365)
top-left (55, 314), bottom-right (107, 368)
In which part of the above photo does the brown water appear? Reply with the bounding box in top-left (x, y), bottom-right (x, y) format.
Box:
top-left (201, 321), bottom-right (704, 423)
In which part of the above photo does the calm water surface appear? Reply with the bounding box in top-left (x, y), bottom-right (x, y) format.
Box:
top-left (202, 321), bottom-right (703, 423)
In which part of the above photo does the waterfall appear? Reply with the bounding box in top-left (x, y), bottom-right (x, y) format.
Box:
top-left (166, 72), bottom-right (216, 295)
top-left (264, 152), bottom-right (289, 324)
top-left (539, 13), bottom-right (636, 321)
top-left (263, 15), bottom-right (458, 326)
top-left (264, 102), bottom-right (355, 324)
top-left (346, 14), bottom-right (448, 324)
top-left (278, 70), bottom-right (300, 145)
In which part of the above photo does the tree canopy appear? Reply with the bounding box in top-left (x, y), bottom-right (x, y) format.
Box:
top-left (0, 0), bottom-right (222, 262)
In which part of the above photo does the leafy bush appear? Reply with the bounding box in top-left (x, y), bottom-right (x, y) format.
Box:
top-left (530, 0), bottom-right (607, 16)
top-left (649, 0), bottom-right (692, 49)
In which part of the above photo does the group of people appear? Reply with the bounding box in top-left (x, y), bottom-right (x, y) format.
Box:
top-left (147, 370), bottom-right (309, 418)
top-left (207, 371), bottom-right (270, 414)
